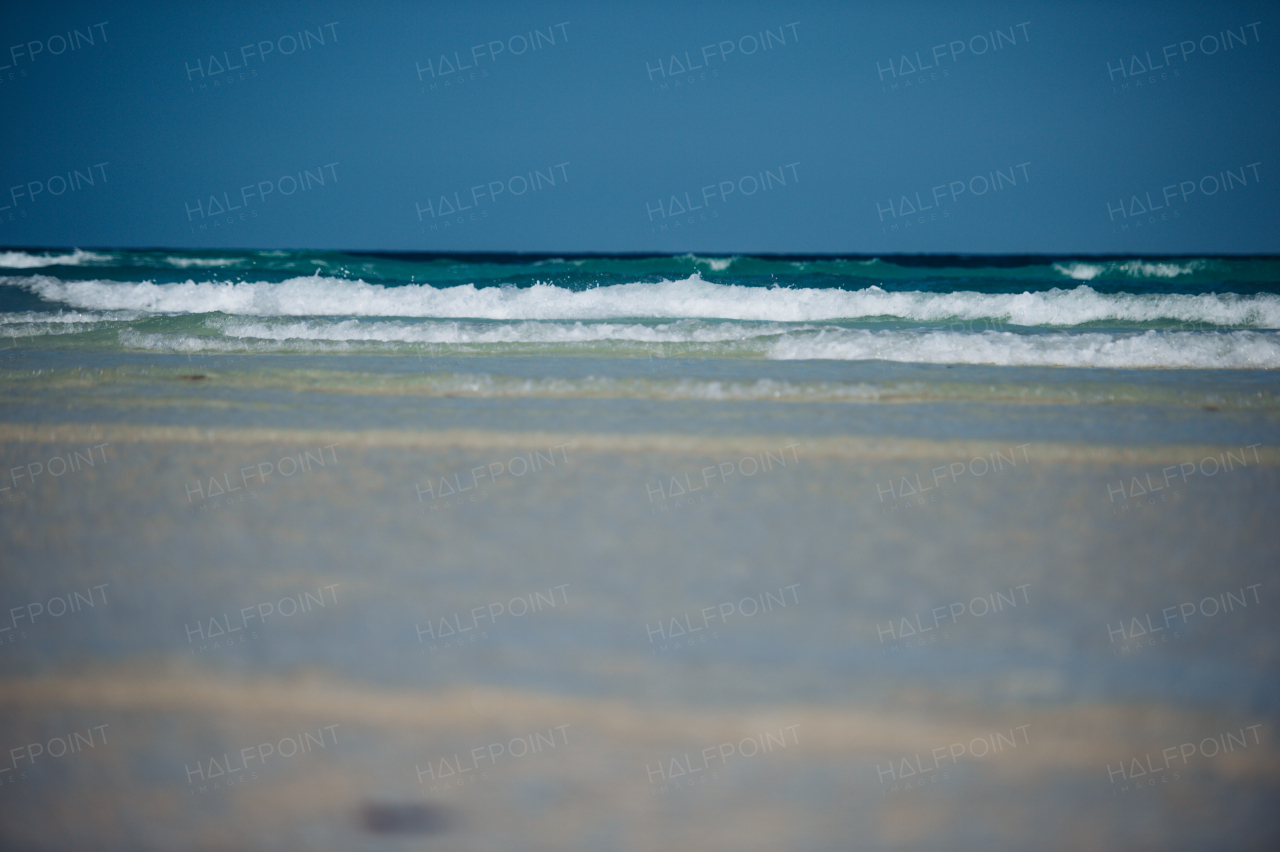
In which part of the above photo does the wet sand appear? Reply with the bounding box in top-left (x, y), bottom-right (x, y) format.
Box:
top-left (1, 353), bottom-right (1278, 849)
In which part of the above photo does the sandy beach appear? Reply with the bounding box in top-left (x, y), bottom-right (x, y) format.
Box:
top-left (2, 345), bottom-right (1277, 849)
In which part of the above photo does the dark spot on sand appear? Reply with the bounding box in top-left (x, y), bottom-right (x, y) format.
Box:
top-left (1203, 405), bottom-right (1218, 411)
top-left (360, 802), bottom-right (455, 835)
top-left (178, 374), bottom-right (206, 381)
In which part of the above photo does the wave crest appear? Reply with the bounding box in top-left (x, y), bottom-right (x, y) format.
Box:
top-left (13, 274), bottom-right (1280, 327)
top-left (0, 249), bottom-right (113, 268)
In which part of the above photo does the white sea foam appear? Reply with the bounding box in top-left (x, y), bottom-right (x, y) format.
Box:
top-left (114, 319), bottom-right (1280, 369)
top-left (1052, 260), bottom-right (1207, 280)
top-left (0, 249), bottom-right (112, 268)
top-left (162, 256), bottom-right (239, 268)
top-left (768, 329), bottom-right (1280, 368)
top-left (17, 274), bottom-right (1280, 327)
top-left (0, 312), bottom-right (134, 339)
top-left (0, 309), bottom-right (131, 324)
top-left (211, 317), bottom-right (797, 345)
top-left (685, 255), bottom-right (736, 271)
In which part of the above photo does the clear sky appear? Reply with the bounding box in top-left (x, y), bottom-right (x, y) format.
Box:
top-left (1, 0), bottom-right (1275, 254)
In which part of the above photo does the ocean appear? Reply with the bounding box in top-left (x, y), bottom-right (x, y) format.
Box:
top-left (1, 249), bottom-right (1278, 850)
top-left (5, 250), bottom-right (1280, 368)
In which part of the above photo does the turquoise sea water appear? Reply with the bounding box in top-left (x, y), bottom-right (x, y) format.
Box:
top-left (4, 251), bottom-right (1280, 366)
top-left (4, 249), bottom-right (1278, 445)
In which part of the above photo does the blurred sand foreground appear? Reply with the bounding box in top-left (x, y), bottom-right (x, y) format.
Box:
top-left (0, 665), bottom-right (1276, 849)
top-left (1, 424), bottom-right (1278, 850)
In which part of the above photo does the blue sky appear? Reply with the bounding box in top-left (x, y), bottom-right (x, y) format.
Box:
top-left (1, 0), bottom-right (1275, 253)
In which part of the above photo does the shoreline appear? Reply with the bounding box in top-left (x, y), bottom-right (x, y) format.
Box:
top-left (1, 422), bottom-right (1276, 464)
